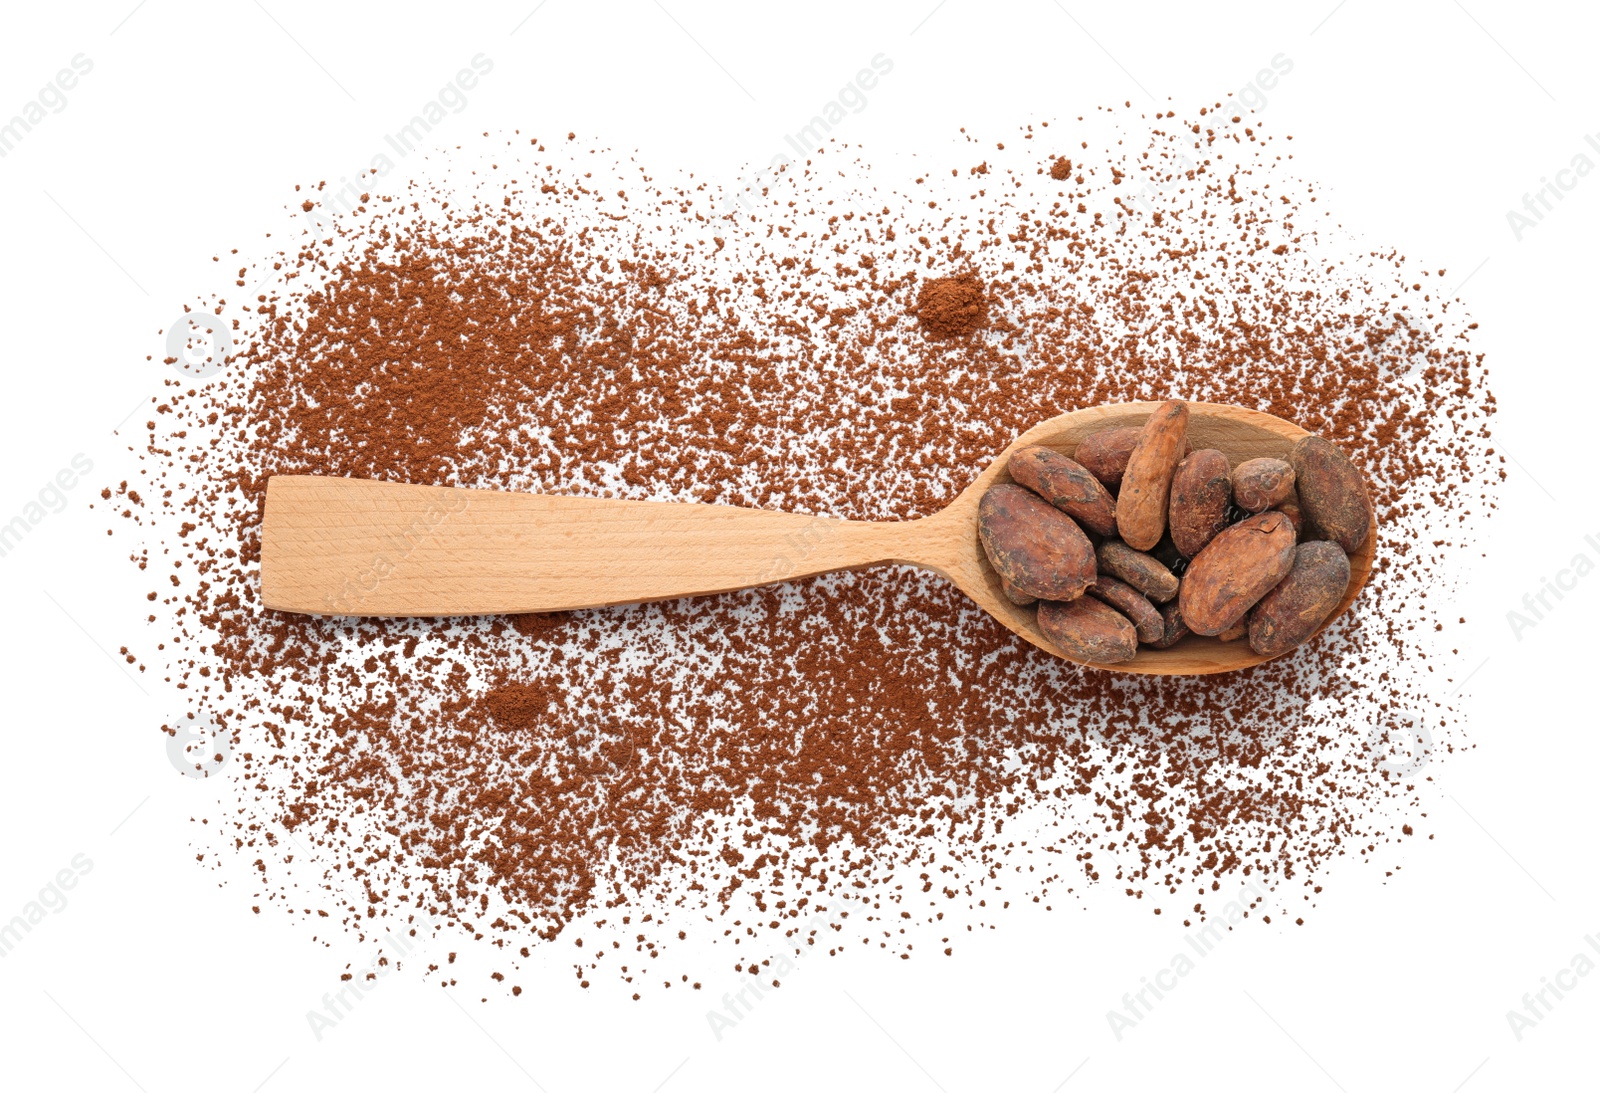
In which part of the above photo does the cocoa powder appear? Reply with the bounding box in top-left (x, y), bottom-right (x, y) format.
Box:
top-left (915, 272), bottom-right (988, 339)
top-left (112, 108), bottom-right (1500, 993)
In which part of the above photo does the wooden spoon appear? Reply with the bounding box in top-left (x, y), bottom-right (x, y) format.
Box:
top-left (260, 400), bottom-right (1373, 675)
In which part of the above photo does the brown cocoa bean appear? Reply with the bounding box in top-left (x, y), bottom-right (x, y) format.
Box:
top-left (1075, 426), bottom-right (1191, 493)
top-left (1290, 435), bottom-right (1373, 553)
top-left (1168, 448), bottom-right (1232, 557)
top-left (1086, 575), bottom-right (1163, 643)
top-left (978, 483), bottom-right (1096, 601)
top-left (1216, 619), bottom-right (1248, 642)
top-left (1037, 597), bottom-right (1137, 663)
top-left (1114, 400), bottom-right (1188, 550)
top-left (1248, 541), bottom-right (1351, 657)
top-left (1096, 540), bottom-right (1180, 603)
top-left (1231, 457), bottom-right (1296, 513)
top-left (1178, 511), bottom-right (1297, 635)
top-left (1006, 445), bottom-right (1117, 536)
top-left (1146, 599), bottom-right (1190, 649)
top-left (1273, 487), bottom-right (1304, 536)
top-left (1001, 578), bottom-right (1037, 606)
top-left (1073, 427), bottom-right (1141, 491)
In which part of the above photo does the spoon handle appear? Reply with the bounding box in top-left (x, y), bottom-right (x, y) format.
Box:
top-left (261, 475), bottom-right (941, 617)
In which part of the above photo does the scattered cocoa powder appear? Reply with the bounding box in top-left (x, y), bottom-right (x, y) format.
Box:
top-left (112, 106), bottom-right (1500, 995)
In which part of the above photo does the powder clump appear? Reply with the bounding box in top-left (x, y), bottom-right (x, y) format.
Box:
top-left (915, 273), bottom-right (989, 339)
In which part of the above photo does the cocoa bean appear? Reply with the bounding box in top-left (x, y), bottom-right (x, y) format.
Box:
top-left (1001, 578), bottom-right (1037, 607)
top-left (1006, 445), bottom-right (1118, 536)
top-left (1290, 435), bottom-right (1373, 553)
top-left (1216, 619), bottom-right (1247, 642)
top-left (1231, 457), bottom-right (1296, 513)
top-left (978, 483), bottom-right (1096, 601)
top-left (1086, 575), bottom-right (1163, 643)
top-left (1072, 427), bottom-right (1141, 491)
top-left (1168, 448), bottom-right (1232, 557)
top-left (1273, 487), bottom-right (1304, 536)
top-left (1075, 426), bottom-right (1192, 493)
top-left (1114, 400), bottom-right (1188, 550)
top-left (1037, 597), bottom-right (1137, 663)
top-left (1096, 540), bottom-right (1180, 603)
top-left (1178, 511), bottom-right (1297, 635)
top-left (1146, 599), bottom-right (1190, 650)
top-left (1248, 541), bottom-right (1351, 657)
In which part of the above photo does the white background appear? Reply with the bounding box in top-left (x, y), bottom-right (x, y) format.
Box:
top-left (1, 2), bottom-right (1596, 1090)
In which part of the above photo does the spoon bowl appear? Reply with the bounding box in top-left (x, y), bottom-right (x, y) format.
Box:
top-left (929, 400), bottom-right (1374, 674)
top-left (261, 400), bottom-right (1373, 676)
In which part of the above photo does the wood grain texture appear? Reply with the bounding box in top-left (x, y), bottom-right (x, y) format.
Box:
top-left (260, 477), bottom-right (934, 616)
top-left (259, 400), bottom-right (1375, 676)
